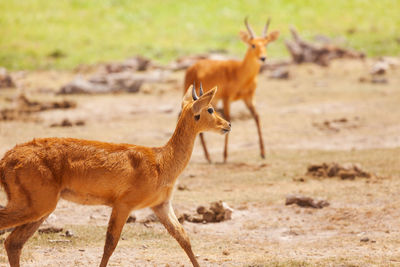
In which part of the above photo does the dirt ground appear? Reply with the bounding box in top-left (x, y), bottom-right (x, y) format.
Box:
top-left (1, 59), bottom-right (400, 266)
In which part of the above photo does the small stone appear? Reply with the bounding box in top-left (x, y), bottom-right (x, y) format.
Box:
top-left (370, 61), bottom-right (389, 75)
top-left (196, 206), bottom-right (207, 214)
top-left (339, 171), bottom-right (356, 180)
top-left (140, 214), bottom-right (158, 223)
top-left (222, 202), bottom-right (233, 220)
top-left (203, 211), bottom-right (216, 222)
top-left (126, 215), bottom-right (137, 223)
top-left (269, 67), bottom-right (290, 79)
top-left (293, 177), bottom-right (305, 182)
top-left (65, 230), bottom-right (74, 237)
top-left (360, 237), bottom-right (370, 242)
top-left (177, 184), bottom-right (188, 191)
top-left (358, 76), bottom-right (367, 83)
top-left (222, 250), bottom-right (230, 256)
top-left (210, 201), bottom-right (224, 214)
top-left (215, 213), bottom-right (225, 222)
top-left (75, 120), bottom-right (85, 126)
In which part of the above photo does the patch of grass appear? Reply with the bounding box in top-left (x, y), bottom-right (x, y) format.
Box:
top-left (1, 0), bottom-right (399, 70)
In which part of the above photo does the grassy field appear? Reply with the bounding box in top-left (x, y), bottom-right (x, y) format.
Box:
top-left (1, 0), bottom-right (399, 70)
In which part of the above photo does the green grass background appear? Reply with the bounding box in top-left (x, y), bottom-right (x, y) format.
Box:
top-left (1, 0), bottom-right (399, 70)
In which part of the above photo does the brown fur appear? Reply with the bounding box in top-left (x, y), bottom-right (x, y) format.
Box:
top-left (184, 23), bottom-right (279, 162)
top-left (0, 86), bottom-right (230, 267)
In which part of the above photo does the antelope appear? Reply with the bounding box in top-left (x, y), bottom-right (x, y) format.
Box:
top-left (184, 17), bottom-right (279, 163)
top-left (0, 85), bottom-right (230, 267)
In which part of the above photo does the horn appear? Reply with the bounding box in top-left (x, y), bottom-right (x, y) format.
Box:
top-left (244, 16), bottom-right (255, 39)
top-left (192, 82), bottom-right (198, 100)
top-left (199, 82), bottom-right (204, 96)
top-left (262, 17), bottom-right (271, 38)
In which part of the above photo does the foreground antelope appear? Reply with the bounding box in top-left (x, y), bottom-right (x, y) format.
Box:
top-left (184, 17), bottom-right (279, 162)
top-left (0, 85), bottom-right (230, 267)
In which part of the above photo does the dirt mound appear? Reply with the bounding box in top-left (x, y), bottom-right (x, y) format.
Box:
top-left (16, 94), bottom-right (76, 111)
top-left (358, 57), bottom-right (399, 84)
top-left (183, 201), bottom-right (233, 223)
top-left (312, 117), bottom-right (360, 132)
top-left (59, 68), bottom-right (171, 95)
top-left (102, 55), bottom-right (153, 73)
top-left (38, 226), bottom-right (63, 234)
top-left (59, 55), bottom-right (180, 95)
top-left (0, 68), bottom-right (15, 88)
top-left (268, 66), bottom-right (290, 79)
top-left (59, 74), bottom-right (144, 94)
top-left (0, 94), bottom-right (76, 121)
top-left (285, 194), bottom-right (329, 209)
top-left (50, 119), bottom-right (85, 127)
top-left (306, 162), bottom-right (372, 179)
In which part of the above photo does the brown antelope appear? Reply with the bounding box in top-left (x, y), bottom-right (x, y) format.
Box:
top-left (184, 17), bottom-right (279, 163)
top-left (0, 85), bottom-right (230, 267)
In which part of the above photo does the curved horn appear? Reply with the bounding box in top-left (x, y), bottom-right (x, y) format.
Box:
top-left (262, 17), bottom-right (271, 38)
top-left (199, 82), bottom-right (204, 96)
top-left (192, 82), bottom-right (198, 100)
top-left (244, 16), bottom-right (255, 39)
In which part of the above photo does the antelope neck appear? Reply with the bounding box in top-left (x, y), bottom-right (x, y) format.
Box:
top-left (158, 113), bottom-right (197, 183)
top-left (240, 48), bottom-right (261, 78)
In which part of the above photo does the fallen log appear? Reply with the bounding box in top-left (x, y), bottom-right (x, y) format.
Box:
top-left (285, 27), bottom-right (365, 66)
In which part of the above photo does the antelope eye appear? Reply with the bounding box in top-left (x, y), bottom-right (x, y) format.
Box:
top-left (251, 44), bottom-right (256, 49)
top-left (207, 107), bottom-right (214, 114)
top-left (194, 114), bottom-right (200, 121)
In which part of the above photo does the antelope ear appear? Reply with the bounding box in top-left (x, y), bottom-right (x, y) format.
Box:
top-left (239, 30), bottom-right (251, 44)
top-left (192, 87), bottom-right (217, 114)
top-left (265, 30), bottom-right (280, 43)
top-left (182, 85), bottom-right (194, 108)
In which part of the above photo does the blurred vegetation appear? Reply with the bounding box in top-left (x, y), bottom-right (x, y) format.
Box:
top-left (0, 0), bottom-right (399, 70)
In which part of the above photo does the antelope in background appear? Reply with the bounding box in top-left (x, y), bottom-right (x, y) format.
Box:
top-left (184, 17), bottom-right (279, 163)
top-left (0, 85), bottom-right (230, 267)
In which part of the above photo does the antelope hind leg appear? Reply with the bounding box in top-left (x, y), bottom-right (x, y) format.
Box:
top-left (5, 217), bottom-right (46, 267)
top-left (199, 133), bottom-right (212, 163)
top-left (99, 204), bottom-right (131, 267)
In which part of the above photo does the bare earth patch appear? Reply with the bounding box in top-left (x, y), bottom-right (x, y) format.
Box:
top-left (1, 58), bottom-right (400, 266)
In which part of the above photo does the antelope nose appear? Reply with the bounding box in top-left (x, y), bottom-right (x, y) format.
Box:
top-left (228, 122), bottom-right (232, 128)
top-left (260, 57), bottom-right (266, 62)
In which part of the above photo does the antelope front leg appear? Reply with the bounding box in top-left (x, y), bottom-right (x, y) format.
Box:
top-left (152, 201), bottom-right (200, 267)
top-left (222, 100), bottom-right (231, 163)
top-left (244, 97), bottom-right (265, 159)
top-left (99, 204), bottom-right (131, 267)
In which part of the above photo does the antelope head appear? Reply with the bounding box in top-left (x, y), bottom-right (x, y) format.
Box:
top-left (239, 17), bottom-right (280, 62)
top-left (182, 83), bottom-right (231, 134)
